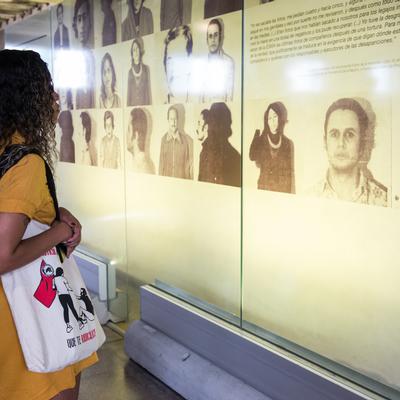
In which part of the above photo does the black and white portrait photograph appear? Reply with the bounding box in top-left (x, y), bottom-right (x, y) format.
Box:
top-left (58, 110), bottom-right (75, 163)
top-left (58, 87), bottom-right (74, 111)
top-left (126, 36), bottom-right (152, 106)
top-left (160, 0), bottom-right (192, 31)
top-left (308, 97), bottom-right (388, 207)
top-left (121, 0), bottom-right (154, 41)
top-left (100, 0), bottom-right (117, 46)
top-left (162, 25), bottom-right (194, 104)
top-left (71, 0), bottom-right (95, 109)
top-left (75, 49), bottom-right (95, 109)
top-left (158, 104), bottom-right (193, 179)
top-left (72, 0), bottom-right (94, 49)
top-left (53, 3), bottom-right (70, 49)
top-left (126, 107), bottom-right (155, 174)
top-left (99, 109), bottom-right (122, 169)
top-left (249, 101), bottom-right (295, 194)
top-left (200, 18), bottom-right (234, 103)
top-left (203, 0), bottom-right (242, 18)
top-left (74, 109), bottom-right (98, 166)
top-left (197, 102), bottom-right (241, 187)
top-left (190, 11), bottom-right (241, 104)
top-left (98, 51), bottom-right (122, 108)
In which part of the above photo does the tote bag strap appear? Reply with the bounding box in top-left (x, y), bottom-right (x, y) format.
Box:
top-left (0, 144), bottom-right (67, 261)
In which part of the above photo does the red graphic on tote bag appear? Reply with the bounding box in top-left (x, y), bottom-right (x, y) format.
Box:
top-left (33, 260), bottom-right (56, 308)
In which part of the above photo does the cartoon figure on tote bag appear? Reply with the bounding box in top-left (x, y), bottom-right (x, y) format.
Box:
top-left (77, 288), bottom-right (95, 323)
top-left (33, 259), bottom-right (57, 308)
top-left (52, 267), bottom-right (86, 333)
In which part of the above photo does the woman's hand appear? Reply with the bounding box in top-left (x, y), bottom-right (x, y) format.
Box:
top-left (59, 207), bottom-right (82, 257)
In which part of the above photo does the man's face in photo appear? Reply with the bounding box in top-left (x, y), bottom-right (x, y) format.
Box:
top-left (77, 1), bottom-right (90, 46)
top-left (325, 109), bottom-right (361, 173)
top-left (105, 116), bottom-right (113, 137)
top-left (207, 23), bottom-right (221, 54)
top-left (168, 109), bottom-right (178, 134)
top-left (196, 114), bottom-right (208, 142)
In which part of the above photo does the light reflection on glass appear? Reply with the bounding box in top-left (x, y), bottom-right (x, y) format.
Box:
top-left (371, 66), bottom-right (390, 93)
top-left (166, 56), bottom-right (235, 99)
top-left (166, 55), bottom-right (192, 97)
top-left (286, 60), bottom-right (325, 92)
top-left (53, 49), bottom-right (87, 89)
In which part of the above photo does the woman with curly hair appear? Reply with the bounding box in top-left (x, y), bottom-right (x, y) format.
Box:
top-left (0, 50), bottom-right (97, 399)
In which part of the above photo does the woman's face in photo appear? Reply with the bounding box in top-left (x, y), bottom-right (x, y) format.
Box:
top-left (102, 58), bottom-right (113, 90)
top-left (132, 42), bottom-right (141, 66)
top-left (133, 0), bottom-right (143, 13)
top-left (268, 108), bottom-right (279, 134)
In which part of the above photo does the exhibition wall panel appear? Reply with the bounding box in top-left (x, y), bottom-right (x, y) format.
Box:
top-left (242, 0), bottom-right (400, 393)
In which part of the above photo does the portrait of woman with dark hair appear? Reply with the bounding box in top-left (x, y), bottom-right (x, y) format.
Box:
top-left (99, 52), bottom-right (121, 109)
top-left (127, 107), bottom-right (155, 174)
top-left (127, 37), bottom-right (152, 106)
top-left (80, 111), bottom-right (97, 166)
top-left (58, 110), bottom-right (75, 163)
top-left (249, 101), bottom-right (295, 193)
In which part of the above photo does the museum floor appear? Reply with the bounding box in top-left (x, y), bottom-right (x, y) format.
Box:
top-left (79, 325), bottom-right (184, 400)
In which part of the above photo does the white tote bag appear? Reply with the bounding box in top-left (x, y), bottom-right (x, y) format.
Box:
top-left (1, 220), bottom-right (106, 373)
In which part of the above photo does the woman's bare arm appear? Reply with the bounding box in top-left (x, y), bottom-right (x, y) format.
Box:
top-left (59, 207), bottom-right (82, 257)
top-left (0, 212), bottom-right (73, 274)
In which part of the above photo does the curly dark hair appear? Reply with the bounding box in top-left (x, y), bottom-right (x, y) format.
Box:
top-left (0, 49), bottom-right (57, 169)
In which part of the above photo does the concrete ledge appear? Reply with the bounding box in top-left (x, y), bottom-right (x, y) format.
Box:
top-left (125, 320), bottom-right (272, 400)
top-left (125, 285), bottom-right (380, 400)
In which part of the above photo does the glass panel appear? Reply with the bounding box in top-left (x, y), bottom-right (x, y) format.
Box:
top-left (123, 4), bottom-right (243, 320)
top-left (242, 0), bottom-right (400, 395)
top-left (50, 0), bottom-right (242, 323)
top-left (51, 0), bottom-right (129, 323)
